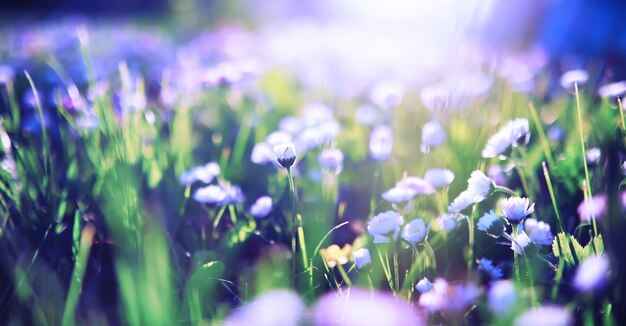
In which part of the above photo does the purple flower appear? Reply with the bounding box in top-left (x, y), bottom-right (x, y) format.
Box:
top-left (577, 194), bottom-right (607, 223)
top-left (355, 104), bottom-right (378, 126)
top-left (419, 278), bottom-right (479, 316)
top-left (250, 196), bottom-right (272, 219)
top-left (488, 280), bottom-right (516, 315)
top-left (313, 288), bottom-right (422, 326)
top-left (585, 148), bottom-right (601, 165)
top-left (574, 255), bottom-right (610, 293)
top-left (224, 290), bottom-right (305, 326)
top-left (514, 306), bottom-right (571, 326)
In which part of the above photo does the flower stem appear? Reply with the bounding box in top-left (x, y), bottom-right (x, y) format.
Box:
top-left (512, 225), bottom-right (520, 281)
top-left (467, 206), bottom-right (476, 273)
top-left (337, 265), bottom-right (352, 287)
top-left (287, 168), bottom-right (298, 286)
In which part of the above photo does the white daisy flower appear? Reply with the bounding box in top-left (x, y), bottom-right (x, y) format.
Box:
top-left (273, 142), bottom-right (297, 168)
top-left (477, 210), bottom-right (506, 238)
top-left (401, 218), bottom-right (428, 244)
top-left (510, 231), bottom-right (534, 255)
top-left (577, 194), bottom-right (607, 223)
top-left (382, 186), bottom-right (417, 203)
top-left (498, 197), bottom-right (535, 224)
top-left (467, 170), bottom-right (495, 198)
top-left (482, 118), bottom-right (530, 159)
top-left (523, 218), bottom-right (553, 246)
top-left (424, 168), bottom-right (455, 188)
top-left (560, 69), bottom-right (589, 92)
top-left (396, 176), bottom-right (435, 195)
top-left (367, 211), bottom-right (404, 244)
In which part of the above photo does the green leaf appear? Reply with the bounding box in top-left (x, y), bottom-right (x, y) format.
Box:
top-left (552, 232), bottom-right (583, 266)
top-left (582, 235), bottom-right (604, 259)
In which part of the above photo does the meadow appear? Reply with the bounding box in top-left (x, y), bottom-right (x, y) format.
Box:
top-left (0, 18), bottom-right (625, 326)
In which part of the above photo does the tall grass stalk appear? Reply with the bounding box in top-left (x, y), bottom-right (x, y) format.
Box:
top-left (574, 83), bottom-right (598, 237)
